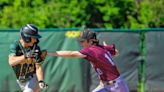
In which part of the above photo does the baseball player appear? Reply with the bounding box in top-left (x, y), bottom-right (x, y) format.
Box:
top-left (8, 24), bottom-right (48, 92)
top-left (48, 29), bottom-right (129, 92)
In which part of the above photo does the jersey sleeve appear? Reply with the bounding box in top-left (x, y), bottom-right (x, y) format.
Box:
top-left (79, 48), bottom-right (89, 59)
top-left (9, 43), bottom-right (17, 56)
top-left (104, 44), bottom-right (116, 56)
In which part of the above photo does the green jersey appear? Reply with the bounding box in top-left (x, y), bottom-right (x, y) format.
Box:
top-left (9, 40), bottom-right (36, 79)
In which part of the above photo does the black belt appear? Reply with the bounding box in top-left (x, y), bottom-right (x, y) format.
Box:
top-left (102, 80), bottom-right (116, 85)
top-left (18, 74), bottom-right (34, 83)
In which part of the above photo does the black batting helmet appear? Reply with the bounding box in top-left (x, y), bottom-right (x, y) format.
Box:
top-left (79, 29), bottom-right (97, 42)
top-left (20, 24), bottom-right (41, 43)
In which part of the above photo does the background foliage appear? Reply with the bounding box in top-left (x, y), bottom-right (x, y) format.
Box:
top-left (0, 0), bottom-right (164, 28)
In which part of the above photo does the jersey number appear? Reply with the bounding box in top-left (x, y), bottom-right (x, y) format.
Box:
top-left (104, 52), bottom-right (115, 66)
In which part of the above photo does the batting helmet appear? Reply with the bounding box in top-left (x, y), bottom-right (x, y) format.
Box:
top-left (79, 29), bottom-right (97, 42)
top-left (20, 24), bottom-right (41, 43)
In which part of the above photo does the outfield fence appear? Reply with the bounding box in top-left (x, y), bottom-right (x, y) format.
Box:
top-left (0, 28), bottom-right (164, 92)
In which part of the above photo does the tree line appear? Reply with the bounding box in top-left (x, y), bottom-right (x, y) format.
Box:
top-left (0, 0), bottom-right (163, 29)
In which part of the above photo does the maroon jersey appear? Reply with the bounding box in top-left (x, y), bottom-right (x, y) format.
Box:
top-left (80, 44), bottom-right (120, 81)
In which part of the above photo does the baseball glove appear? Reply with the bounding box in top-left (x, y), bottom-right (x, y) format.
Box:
top-left (34, 49), bottom-right (47, 64)
top-left (40, 50), bottom-right (47, 61)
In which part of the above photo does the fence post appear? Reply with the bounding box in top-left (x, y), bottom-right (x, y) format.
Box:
top-left (138, 32), bottom-right (146, 92)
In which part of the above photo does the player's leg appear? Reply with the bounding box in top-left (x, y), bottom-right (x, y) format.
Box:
top-left (92, 82), bottom-right (107, 92)
top-left (24, 75), bottom-right (40, 92)
top-left (113, 79), bottom-right (129, 92)
top-left (92, 85), bottom-right (103, 92)
top-left (104, 77), bottom-right (129, 92)
top-left (16, 80), bottom-right (26, 91)
top-left (33, 84), bottom-right (40, 92)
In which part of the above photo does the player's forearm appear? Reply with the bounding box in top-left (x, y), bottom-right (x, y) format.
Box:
top-left (36, 64), bottom-right (43, 81)
top-left (8, 55), bottom-right (25, 66)
top-left (48, 51), bottom-right (84, 58)
top-left (47, 52), bottom-right (58, 56)
top-left (48, 51), bottom-right (73, 57)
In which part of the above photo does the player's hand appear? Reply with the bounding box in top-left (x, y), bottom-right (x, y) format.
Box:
top-left (38, 80), bottom-right (48, 89)
top-left (114, 49), bottom-right (119, 57)
top-left (24, 50), bottom-right (36, 58)
top-left (103, 41), bottom-right (107, 46)
top-left (26, 58), bottom-right (33, 61)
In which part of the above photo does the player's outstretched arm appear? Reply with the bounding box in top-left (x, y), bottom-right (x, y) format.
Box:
top-left (47, 51), bottom-right (86, 58)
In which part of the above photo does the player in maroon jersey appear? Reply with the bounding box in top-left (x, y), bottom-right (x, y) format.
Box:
top-left (48, 29), bottom-right (129, 92)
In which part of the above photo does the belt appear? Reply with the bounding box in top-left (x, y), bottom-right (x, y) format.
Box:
top-left (102, 80), bottom-right (116, 85)
top-left (18, 74), bottom-right (34, 83)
